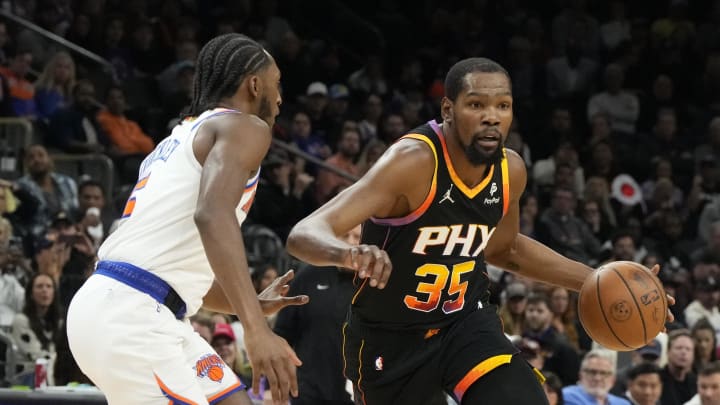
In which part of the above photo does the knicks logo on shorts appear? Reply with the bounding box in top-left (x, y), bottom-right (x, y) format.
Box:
top-left (195, 354), bottom-right (225, 382)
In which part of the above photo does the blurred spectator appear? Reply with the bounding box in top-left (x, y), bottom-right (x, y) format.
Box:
top-left (303, 82), bottom-right (329, 132)
top-left (551, 0), bottom-right (601, 58)
top-left (16, 145), bottom-right (78, 237)
top-left (548, 286), bottom-right (580, 351)
top-left (356, 138), bottom-right (387, 175)
top-left (274, 225), bottom-right (360, 405)
top-left (248, 149), bottom-right (312, 242)
top-left (684, 276), bottom-right (720, 331)
top-left (322, 84), bottom-right (352, 145)
top-left (611, 339), bottom-right (662, 397)
top-left (699, 197), bottom-right (720, 243)
top-left (0, 178), bottom-right (40, 255)
top-left (644, 109), bottom-right (694, 190)
top-left (156, 40), bottom-right (198, 97)
top-left (128, 19), bottom-right (165, 77)
top-left (520, 193), bottom-right (540, 238)
top-left (190, 311), bottom-right (214, 343)
top-left (0, 47), bottom-right (36, 118)
top-left (621, 363), bottom-right (663, 405)
top-left (357, 93), bottom-right (383, 144)
top-left (690, 222), bottom-right (720, 267)
top-left (579, 199), bottom-right (613, 243)
top-left (48, 80), bottom-right (108, 153)
top-left (642, 158), bottom-right (684, 209)
top-left (96, 85), bottom-right (154, 154)
top-left (583, 176), bottom-right (618, 227)
top-left (498, 281), bottom-right (528, 336)
top-left (587, 64), bottom-right (640, 135)
top-left (533, 141), bottom-right (585, 206)
top-left (0, 242), bottom-right (25, 330)
top-left (210, 323), bottom-right (252, 392)
top-left (684, 361), bottom-right (720, 405)
top-left (533, 106), bottom-right (577, 161)
top-left (505, 128), bottom-right (533, 168)
top-left (661, 329), bottom-right (697, 405)
top-left (691, 318), bottom-right (717, 374)
top-left (600, 1), bottom-right (631, 52)
top-left (348, 54), bottom-right (388, 97)
top-left (523, 293), bottom-right (581, 386)
top-left (585, 141), bottom-right (620, 183)
top-left (537, 186), bottom-right (603, 266)
top-left (34, 51), bottom-right (76, 123)
top-left (638, 75), bottom-right (683, 133)
top-left (546, 37), bottom-right (597, 103)
top-left (76, 179), bottom-right (114, 248)
top-left (544, 370), bottom-right (565, 405)
top-left (290, 111), bottom-right (331, 164)
top-left (12, 272), bottom-right (63, 385)
top-left (378, 112), bottom-right (407, 144)
top-left (562, 349), bottom-right (629, 405)
top-left (314, 127), bottom-right (361, 205)
top-left (695, 118), bottom-right (720, 170)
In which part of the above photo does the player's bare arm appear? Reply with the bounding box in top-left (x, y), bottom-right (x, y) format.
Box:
top-left (287, 137), bottom-right (435, 288)
top-left (484, 149), bottom-right (594, 292)
top-left (202, 270), bottom-right (309, 316)
top-left (193, 113), bottom-right (300, 403)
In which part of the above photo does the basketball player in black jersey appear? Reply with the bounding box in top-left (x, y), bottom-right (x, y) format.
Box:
top-left (286, 58), bottom-right (673, 404)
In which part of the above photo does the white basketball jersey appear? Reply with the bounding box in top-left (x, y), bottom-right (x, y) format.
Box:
top-left (98, 108), bottom-right (260, 315)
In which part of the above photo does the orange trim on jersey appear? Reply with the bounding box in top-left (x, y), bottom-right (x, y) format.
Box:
top-left (207, 380), bottom-right (243, 403)
top-left (154, 373), bottom-right (200, 405)
top-left (453, 354), bottom-right (513, 401)
top-left (370, 134), bottom-right (438, 226)
top-left (501, 149), bottom-right (510, 216)
top-left (351, 278), bottom-right (369, 305)
top-left (134, 175), bottom-right (150, 190)
top-left (357, 339), bottom-right (367, 405)
top-left (341, 322), bottom-right (349, 380)
top-left (436, 128), bottom-right (496, 199)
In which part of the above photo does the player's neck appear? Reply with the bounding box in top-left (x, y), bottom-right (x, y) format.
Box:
top-left (441, 123), bottom-right (491, 187)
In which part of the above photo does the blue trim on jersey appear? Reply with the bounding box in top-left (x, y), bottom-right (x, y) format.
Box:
top-left (190, 109), bottom-right (242, 131)
top-left (95, 261), bottom-right (187, 319)
top-left (209, 383), bottom-right (246, 404)
top-left (245, 169), bottom-right (261, 189)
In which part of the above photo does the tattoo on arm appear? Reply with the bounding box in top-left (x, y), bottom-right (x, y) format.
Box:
top-left (506, 261), bottom-right (520, 271)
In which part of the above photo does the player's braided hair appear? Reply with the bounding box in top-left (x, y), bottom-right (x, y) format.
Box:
top-left (184, 33), bottom-right (272, 118)
top-left (444, 57), bottom-right (511, 101)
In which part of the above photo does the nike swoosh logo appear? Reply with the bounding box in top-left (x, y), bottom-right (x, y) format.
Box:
top-left (316, 284), bottom-right (329, 290)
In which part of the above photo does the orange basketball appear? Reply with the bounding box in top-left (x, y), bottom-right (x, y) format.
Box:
top-left (577, 261), bottom-right (668, 351)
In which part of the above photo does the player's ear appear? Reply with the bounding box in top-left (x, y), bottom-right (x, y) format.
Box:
top-left (441, 97), bottom-right (453, 124)
top-left (248, 75), bottom-right (261, 98)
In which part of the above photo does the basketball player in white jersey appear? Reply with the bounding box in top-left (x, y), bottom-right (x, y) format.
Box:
top-left (67, 34), bottom-right (306, 405)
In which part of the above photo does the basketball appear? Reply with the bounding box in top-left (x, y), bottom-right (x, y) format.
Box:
top-left (577, 261), bottom-right (668, 351)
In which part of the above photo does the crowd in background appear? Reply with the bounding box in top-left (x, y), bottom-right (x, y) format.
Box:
top-left (0, 0), bottom-right (719, 403)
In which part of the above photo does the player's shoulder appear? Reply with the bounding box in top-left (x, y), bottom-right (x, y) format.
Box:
top-left (203, 111), bottom-right (270, 139)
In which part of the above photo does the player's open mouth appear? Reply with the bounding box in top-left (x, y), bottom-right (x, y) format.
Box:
top-left (475, 137), bottom-right (499, 150)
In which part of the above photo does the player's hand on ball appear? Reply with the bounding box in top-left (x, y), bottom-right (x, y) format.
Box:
top-left (650, 264), bottom-right (676, 328)
top-left (244, 328), bottom-right (301, 405)
top-left (258, 269), bottom-right (309, 316)
top-left (346, 244), bottom-right (392, 289)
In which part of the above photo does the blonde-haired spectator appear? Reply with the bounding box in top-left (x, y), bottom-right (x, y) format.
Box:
top-left (34, 51), bottom-right (76, 122)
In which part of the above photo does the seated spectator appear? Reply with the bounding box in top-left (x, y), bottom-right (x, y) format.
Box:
top-left (34, 51), bottom-right (75, 122)
top-left (16, 145), bottom-right (78, 238)
top-left (537, 187), bottom-right (603, 266)
top-left (47, 80), bottom-right (108, 154)
top-left (189, 311), bottom-right (214, 343)
top-left (684, 275), bottom-right (720, 331)
top-left (683, 361), bottom-right (720, 405)
top-left (0, 242), bottom-right (25, 330)
top-left (587, 63), bottom-right (639, 135)
top-left (76, 179), bottom-right (115, 248)
top-left (314, 127), bottom-right (361, 205)
top-left (11, 273), bottom-right (63, 384)
top-left (0, 47), bottom-right (36, 118)
top-left (356, 138), bottom-right (387, 175)
top-left (0, 179), bottom-right (41, 256)
top-left (498, 282), bottom-right (528, 336)
top-left (691, 318), bottom-right (717, 374)
top-left (211, 323), bottom-right (254, 395)
top-left (622, 363), bottom-right (663, 405)
top-left (562, 349), bottom-right (631, 405)
top-left (543, 371), bottom-right (565, 405)
top-left (661, 329), bottom-right (697, 405)
top-left (548, 286), bottom-right (580, 351)
top-left (612, 339), bottom-right (663, 397)
top-left (523, 293), bottom-right (581, 386)
top-left (96, 85), bottom-right (155, 155)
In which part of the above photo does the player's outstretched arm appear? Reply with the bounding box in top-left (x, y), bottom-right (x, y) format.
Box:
top-left (202, 270), bottom-right (309, 316)
top-left (287, 138), bottom-right (434, 288)
top-left (484, 150), bottom-right (593, 292)
top-left (193, 114), bottom-right (300, 404)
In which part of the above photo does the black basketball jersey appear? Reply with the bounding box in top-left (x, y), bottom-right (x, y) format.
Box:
top-left (354, 120), bottom-right (510, 330)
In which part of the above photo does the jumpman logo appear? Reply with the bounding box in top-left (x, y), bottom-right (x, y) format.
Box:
top-left (490, 182), bottom-right (498, 196)
top-left (439, 184), bottom-right (455, 204)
